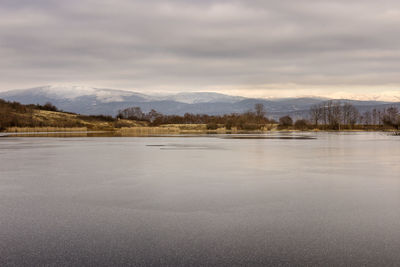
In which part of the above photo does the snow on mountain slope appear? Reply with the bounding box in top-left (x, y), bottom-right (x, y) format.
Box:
top-left (160, 92), bottom-right (245, 104)
top-left (0, 85), bottom-right (246, 104)
top-left (1, 85), bottom-right (96, 100)
top-left (0, 85), bottom-right (150, 103)
top-left (0, 85), bottom-right (398, 117)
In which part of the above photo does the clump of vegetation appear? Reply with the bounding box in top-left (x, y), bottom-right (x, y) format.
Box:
top-left (118, 104), bottom-right (270, 130)
top-left (382, 107), bottom-right (400, 130)
top-left (38, 102), bottom-right (59, 112)
top-left (77, 114), bottom-right (115, 122)
top-left (113, 120), bottom-right (134, 128)
top-left (0, 99), bottom-right (127, 131)
top-left (309, 101), bottom-right (400, 130)
top-left (0, 99), bottom-right (35, 129)
top-left (206, 122), bottom-right (219, 130)
top-left (294, 119), bottom-right (310, 130)
top-left (278, 115), bottom-right (293, 129)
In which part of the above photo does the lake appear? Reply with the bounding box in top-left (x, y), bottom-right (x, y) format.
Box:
top-left (1, 132), bottom-right (399, 266)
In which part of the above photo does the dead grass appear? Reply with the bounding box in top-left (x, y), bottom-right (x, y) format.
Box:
top-left (4, 110), bottom-right (145, 132)
top-left (2, 110), bottom-right (282, 134)
top-left (6, 127), bottom-right (88, 132)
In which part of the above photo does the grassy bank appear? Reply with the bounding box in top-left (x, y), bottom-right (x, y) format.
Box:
top-left (2, 99), bottom-right (399, 134)
top-left (1, 109), bottom-right (144, 132)
top-left (4, 123), bottom-right (398, 135)
top-left (5, 126), bottom-right (88, 132)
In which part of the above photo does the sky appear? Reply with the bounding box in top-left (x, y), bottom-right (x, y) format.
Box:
top-left (1, 0), bottom-right (400, 100)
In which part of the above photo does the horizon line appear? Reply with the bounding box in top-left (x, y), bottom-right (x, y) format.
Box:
top-left (1, 84), bottom-right (399, 103)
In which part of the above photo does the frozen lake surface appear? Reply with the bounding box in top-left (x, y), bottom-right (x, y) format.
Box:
top-left (1, 133), bottom-right (400, 266)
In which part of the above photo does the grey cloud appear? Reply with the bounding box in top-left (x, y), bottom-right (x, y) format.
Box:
top-left (0, 0), bottom-right (400, 96)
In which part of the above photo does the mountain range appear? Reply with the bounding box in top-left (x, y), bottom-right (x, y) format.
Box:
top-left (1, 85), bottom-right (399, 119)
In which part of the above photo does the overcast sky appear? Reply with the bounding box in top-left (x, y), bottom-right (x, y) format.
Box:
top-left (1, 0), bottom-right (400, 100)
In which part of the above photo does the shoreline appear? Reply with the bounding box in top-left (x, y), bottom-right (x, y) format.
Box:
top-left (1, 126), bottom-right (398, 138)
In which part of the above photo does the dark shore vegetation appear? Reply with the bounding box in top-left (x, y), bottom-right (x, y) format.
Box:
top-left (0, 99), bottom-right (140, 131)
top-left (116, 100), bottom-right (400, 131)
top-left (1, 98), bottom-right (399, 132)
top-left (116, 105), bottom-right (271, 130)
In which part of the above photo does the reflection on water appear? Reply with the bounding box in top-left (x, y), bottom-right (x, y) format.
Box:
top-left (1, 131), bottom-right (116, 138)
top-left (0, 132), bottom-right (400, 266)
top-left (223, 135), bottom-right (316, 140)
top-left (2, 131), bottom-right (317, 140)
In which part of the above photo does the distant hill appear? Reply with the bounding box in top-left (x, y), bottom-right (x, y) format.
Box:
top-left (1, 85), bottom-right (398, 119)
top-left (0, 98), bottom-right (142, 131)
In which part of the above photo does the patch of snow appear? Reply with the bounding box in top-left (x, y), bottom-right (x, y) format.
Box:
top-left (95, 89), bottom-right (133, 103)
top-left (161, 92), bottom-right (245, 104)
top-left (2, 85), bottom-right (150, 103)
top-left (41, 85), bottom-right (97, 99)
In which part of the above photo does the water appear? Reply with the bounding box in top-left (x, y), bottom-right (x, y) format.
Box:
top-left (0, 133), bottom-right (399, 266)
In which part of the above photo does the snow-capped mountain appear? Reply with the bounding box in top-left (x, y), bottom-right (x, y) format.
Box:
top-left (0, 85), bottom-right (244, 104)
top-left (0, 85), bottom-right (151, 103)
top-left (0, 85), bottom-right (398, 118)
top-left (0, 85), bottom-right (252, 115)
top-left (159, 92), bottom-right (245, 104)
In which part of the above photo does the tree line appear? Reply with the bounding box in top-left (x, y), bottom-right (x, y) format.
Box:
top-left (117, 103), bottom-right (271, 130)
top-left (309, 101), bottom-right (400, 130)
top-left (1, 98), bottom-right (399, 131)
top-left (117, 101), bottom-right (400, 130)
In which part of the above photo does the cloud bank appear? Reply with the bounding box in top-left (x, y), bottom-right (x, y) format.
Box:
top-left (0, 0), bottom-right (400, 100)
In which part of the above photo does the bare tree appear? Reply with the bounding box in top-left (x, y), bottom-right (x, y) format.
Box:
top-left (377, 110), bottom-right (382, 125)
top-left (147, 109), bottom-right (162, 122)
top-left (254, 103), bottom-right (266, 123)
top-left (325, 101), bottom-right (341, 130)
top-left (279, 115), bottom-right (293, 127)
top-left (348, 106), bottom-right (359, 128)
top-left (363, 111), bottom-right (372, 126)
top-left (372, 109), bottom-right (378, 125)
top-left (310, 104), bottom-right (323, 126)
top-left (118, 107), bottom-right (145, 120)
top-left (383, 106), bottom-right (400, 129)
